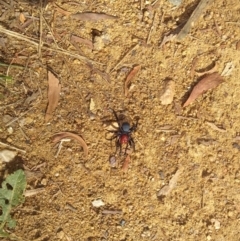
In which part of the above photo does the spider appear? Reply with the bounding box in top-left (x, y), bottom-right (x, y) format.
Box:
top-left (106, 109), bottom-right (138, 155)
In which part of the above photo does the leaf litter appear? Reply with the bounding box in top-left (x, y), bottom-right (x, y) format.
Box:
top-left (71, 12), bottom-right (118, 21)
top-left (70, 35), bottom-right (93, 49)
top-left (124, 65), bottom-right (141, 96)
top-left (52, 132), bottom-right (88, 158)
top-left (45, 71), bottom-right (61, 122)
top-left (158, 166), bottom-right (183, 197)
top-left (183, 72), bottom-right (224, 107)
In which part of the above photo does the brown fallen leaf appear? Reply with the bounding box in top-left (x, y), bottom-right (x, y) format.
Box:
top-left (71, 12), bottom-right (118, 21)
top-left (52, 132), bottom-right (88, 157)
top-left (53, 3), bottom-right (71, 16)
top-left (71, 35), bottom-right (93, 49)
top-left (158, 166), bottom-right (183, 197)
top-left (236, 41), bottom-right (240, 50)
top-left (45, 71), bottom-right (61, 122)
top-left (122, 154), bottom-right (130, 172)
top-left (183, 72), bottom-right (223, 107)
top-left (125, 65), bottom-right (141, 96)
top-left (205, 121), bottom-right (226, 132)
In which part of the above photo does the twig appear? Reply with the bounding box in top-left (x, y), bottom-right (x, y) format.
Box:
top-left (18, 124), bottom-right (30, 141)
top-left (42, 16), bottom-right (59, 48)
top-left (39, 0), bottom-right (43, 57)
top-left (0, 24), bottom-right (102, 65)
top-left (110, 44), bottom-right (139, 72)
top-left (24, 188), bottom-right (45, 197)
top-left (140, 0), bottom-right (144, 10)
top-left (176, 0), bottom-right (214, 40)
top-left (226, 21), bottom-right (240, 26)
top-left (147, 11), bottom-right (157, 44)
top-left (102, 210), bottom-right (123, 214)
top-left (5, 107), bottom-right (34, 127)
top-left (0, 141), bottom-right (26, 153)
top-left (54, 138), bottom-right (71, 158)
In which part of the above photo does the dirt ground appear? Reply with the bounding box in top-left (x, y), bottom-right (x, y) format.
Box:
top-left (0, 0), bottom-right (240, 240)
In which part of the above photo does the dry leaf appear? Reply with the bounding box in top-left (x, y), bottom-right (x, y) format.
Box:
top-left (71, 13), bottom-right (118, 21)
top-left (53, 3), bottom-right (71, 16)
top-left (52, 132), bottom-right (88, 157)
top-left (125, 65), bottom-right (141, 96)
top-left (160, 80), bottom-right (175, 105)
top-left (19, 13), bottom-right (26, 23)
top-left (205, 121), bottom-right (226, 132)
top-left (71, 35), bottom-right (93, 49)
top-left (122, 155), bottom-right (130, 172)
top-left (236, 41), bottom-right (240, 50)
top-left (158, 167), bottom-right (183, 196)
top-left (45, 71), bottom-right (61, 122)
top-left (183, 72), bottom-right (223, 107)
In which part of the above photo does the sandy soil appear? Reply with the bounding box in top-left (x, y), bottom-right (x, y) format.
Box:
top-left (0, 0), bottom-right (240, 240)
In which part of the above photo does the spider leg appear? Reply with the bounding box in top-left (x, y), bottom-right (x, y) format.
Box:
top-left (110, 109), bottom-right (122, 129)
top-left (130, 118), bottom-right (139, 132)
top-left (115, 137), bottom-right (121, 154)
top-left (105, 132), bottom-right (118, 141)
top-left (129, 136), bottom-right (135, 151)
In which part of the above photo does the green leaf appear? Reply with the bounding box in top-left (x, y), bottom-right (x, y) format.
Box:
top-left (0, 170), bottom-right (27, 232)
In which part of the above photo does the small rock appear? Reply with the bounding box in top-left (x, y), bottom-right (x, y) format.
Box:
top-left (89, 98), bottom-right (96, 112)
top-left (168, 0), bottom-right (182, 6)
top-left (0, 149), bottom-right (17, 163)
top-left (6, 137), bottom-right (13, 143)
top-left (7, 127), bottom-right (13, 134)
top-left (56, 230), bottom-right (65, 239)
top-left (109, 156), bottom-right (117, 168)
top-left (41, 178), bottom-right (47, 186)
top-left (206, 235), bottom-right (212, 241)
top-left (119, 219), bottom-right (126, 226)
top-left (211, 218), bottom-right (220, 230)
top-left (92, 199), bottom-right (105, 207)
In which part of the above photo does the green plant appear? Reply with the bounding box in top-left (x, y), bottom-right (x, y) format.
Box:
top-left (0, 170), bottom-right (26, 238)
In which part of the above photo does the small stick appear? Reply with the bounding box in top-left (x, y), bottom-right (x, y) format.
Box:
top-left (102, 210), bottom-right (123, 214)
top-left (140, 0), bottom-right (144, 10)
top-left (0, 24), bottom-right (102, 65)
top-left (226, 21), bottom-right (240, 26)
top-left (110, 44), bottom-right (139, 72)
top-left (146, 11), bottom-right (157, 44)
top-left (5, 107), bottom-right (33, 126)
top-left (54, 138), bottom-right (71, 158)
top-left (42, 16), bottom-right (59, 48)
top-left (24, 188), bottom-right (45, 197)
top-left (39, 0), bottom-right (43, 57)
top-left (176, 0), bottom-right (214, 40)
top-left (0, 141), bottom-right (26, 153)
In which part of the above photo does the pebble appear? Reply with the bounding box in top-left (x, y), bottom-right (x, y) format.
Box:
top-left (92, 199), bottom-right (105, 208)
top-left (119, 219), bottom-right (126, 226)
top-left (168, 0), bottom-right (182, 6)
top-left (7, 127), bottom-right (13, 134)
top-left (6, 137), bottom-right (13, 143)
top-left (109, 156), bottom-right (117, 167)
top-left (0, 149), bottom-right (17, 163)
top-left (56, 230), bottom-right (65, 239)
top-left (41, 178), bottom-right (47, 186)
